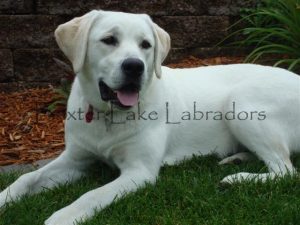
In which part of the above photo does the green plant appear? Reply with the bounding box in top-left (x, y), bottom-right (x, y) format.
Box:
top-left (47, 58), bottom-right (74, 113)
top-left (228, 0), bottom-right (300, 72)
top-left (47, 79), bottom-right (71, 112)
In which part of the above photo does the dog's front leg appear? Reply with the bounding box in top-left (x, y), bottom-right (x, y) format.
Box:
top-left (0, 149), bottom-right (91, 207)
top-left (45, 165), bottom-right (157, 225)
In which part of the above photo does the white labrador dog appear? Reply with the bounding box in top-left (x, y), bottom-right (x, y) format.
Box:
top-left (1, 10), bottom-right (300, 225)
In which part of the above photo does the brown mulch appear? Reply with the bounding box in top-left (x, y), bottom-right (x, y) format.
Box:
top-left (0, 88), bottom-right (65, 165)
top-left (167, 56), bottom-right (244, 68)
top-left (0, 56), bottom-right (244, 166)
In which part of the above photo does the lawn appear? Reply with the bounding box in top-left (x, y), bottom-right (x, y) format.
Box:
top-left (1, 155), bottom-right (300, 225)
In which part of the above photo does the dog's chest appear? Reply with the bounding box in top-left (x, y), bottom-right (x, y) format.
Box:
top-left (66, 115), bottom-right (145, 160)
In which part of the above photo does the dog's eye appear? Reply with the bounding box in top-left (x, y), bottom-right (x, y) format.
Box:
top-left (101, 36), bottom-right (118, 46)
top-left (141, 40), bottom-right (152, 49)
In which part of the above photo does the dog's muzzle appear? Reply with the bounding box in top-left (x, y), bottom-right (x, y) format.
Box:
top-left (99, 58), bottom-right (144, 109)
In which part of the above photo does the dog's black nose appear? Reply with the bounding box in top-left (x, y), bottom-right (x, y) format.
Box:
top-left (121, 58), bottom-right (144, 78)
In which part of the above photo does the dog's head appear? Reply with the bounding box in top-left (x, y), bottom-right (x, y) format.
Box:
top-left (55, 10), bottom-right (170, 110)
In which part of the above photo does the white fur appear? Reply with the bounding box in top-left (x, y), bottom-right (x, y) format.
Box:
top-left (1, 10), bottom-right (300, 225)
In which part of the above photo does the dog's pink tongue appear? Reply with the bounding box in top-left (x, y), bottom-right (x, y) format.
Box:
top-left (116, 91), bottom-right (139, 106)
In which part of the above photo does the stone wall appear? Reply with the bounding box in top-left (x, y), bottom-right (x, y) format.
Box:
top-left (0, 0), bottom-right (257, 90)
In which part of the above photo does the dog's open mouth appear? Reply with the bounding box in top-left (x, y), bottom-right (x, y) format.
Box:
top-left (99, 81), bottom-right (140, 108)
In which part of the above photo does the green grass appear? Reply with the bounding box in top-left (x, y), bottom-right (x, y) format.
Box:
top-left (1, 155), bottom-right (300, 225)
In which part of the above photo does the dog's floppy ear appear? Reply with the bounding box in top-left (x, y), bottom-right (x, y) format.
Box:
top-left (152, 22), bottom-right (171, 79)
top-left (55, 10), bottom-right (99, 73)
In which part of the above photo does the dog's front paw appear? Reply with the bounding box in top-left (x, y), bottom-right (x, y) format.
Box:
top-left (0, 190), bottom-right (9, 208)
top-left (45, 205), bottom-right (89, 225)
